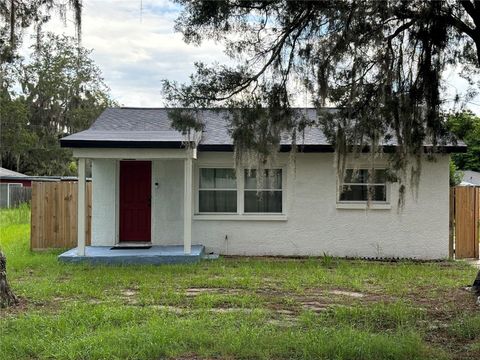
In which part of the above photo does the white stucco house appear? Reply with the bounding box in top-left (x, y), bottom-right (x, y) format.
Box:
top-left (59, 107), bottom-right (466, 262)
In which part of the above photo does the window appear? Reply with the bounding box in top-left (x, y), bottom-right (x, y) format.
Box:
top-left (339, 169), bottom-right (387, 202)
top-left (0, 184), bottom-right (8, 208)
top-left (244, 169), bottom-right (282, 213)
top-left (199, 168), bottom-right (237, 212)
top-left (0, 183), bottom-right (23, 208)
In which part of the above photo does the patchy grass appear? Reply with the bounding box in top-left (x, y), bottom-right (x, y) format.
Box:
top-left (0, 207), bottom-right (479, 359)
top-left (449, 314), bottom-right (480, 340)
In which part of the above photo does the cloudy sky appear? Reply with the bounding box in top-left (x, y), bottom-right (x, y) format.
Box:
top-left (23, 0), bottom-right (228, 107)
top-left (22, 0), bottom-right (480, 112)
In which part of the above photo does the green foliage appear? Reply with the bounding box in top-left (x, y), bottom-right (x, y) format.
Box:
top-left (1, 33), bottom-right (114, 175)
top-left (0, 0), bottom-right (82, 64)
top-left (447, 111), bottom-right (480, 172)
top-left (449, 160), bottom-right (463, 187)
top-left (0, 91), bottom-right (37, 171)
top-left (320, 252), bottom-right (337, 268)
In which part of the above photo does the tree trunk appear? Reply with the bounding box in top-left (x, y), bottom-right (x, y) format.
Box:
top-left (472, 270), bottom-right (480, 295)
top-left (0, 250), bottom-right (18, 308)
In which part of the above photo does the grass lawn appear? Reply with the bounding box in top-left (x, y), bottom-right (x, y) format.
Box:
top-left (1, 206), bottom-right (479, 360)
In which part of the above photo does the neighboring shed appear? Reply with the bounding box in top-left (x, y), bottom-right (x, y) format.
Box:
top-left (0, 167), bottom-right (32, 187)
top-left (0, 167), bottom-right (62, 208)
top-left (0, 167), bottom-right (31, 208)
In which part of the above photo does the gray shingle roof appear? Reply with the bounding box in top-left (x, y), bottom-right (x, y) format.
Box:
top-left (0, 167), bottom-right (27, 177)
top-left (61, 107), bottom-right (331, 147)
top-left (60, 107), bottom-right (466, 151)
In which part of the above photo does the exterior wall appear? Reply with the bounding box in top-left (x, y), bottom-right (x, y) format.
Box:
top-left (90, 152), bottom-right (450, 259)
top-left (91, 159), bottom-right (117, 246)
top-left (152, 160), bottom-right (184, 245)
top-left (91, 159), bottom-right (185, 246)
top-left (191, 152), bottom-right (450, 259)
top-left (0, 179), bottom-right (32, 187)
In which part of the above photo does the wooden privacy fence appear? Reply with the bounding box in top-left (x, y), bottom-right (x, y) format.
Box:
top-left (31, 181), bottom-right (92, 250)
top-left (450, 186), bottom-right (480, 259)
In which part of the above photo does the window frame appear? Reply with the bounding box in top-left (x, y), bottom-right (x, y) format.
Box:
top-left (195, 164), bottom-right (287, 218)
top-left (337, 168), bottom-right (389, 205)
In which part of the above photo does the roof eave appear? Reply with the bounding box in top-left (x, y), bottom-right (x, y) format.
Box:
top-left (60, 139), bottom-right (195, 149)
top-left (59, 139), bottom-right (467, 153)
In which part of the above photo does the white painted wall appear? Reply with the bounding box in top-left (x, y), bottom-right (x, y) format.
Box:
top-left (152, 160), bottom-right (184, 245)
top-left (90, 152), bottom-right (450, 259)
top-left (91, 159), bottom-right (117, 246)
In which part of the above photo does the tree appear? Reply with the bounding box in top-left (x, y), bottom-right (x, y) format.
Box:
top-left (15, 33), bottom-right (113, 175)
top-left (0, 0), bottom-right (82, 64)
top-left (0, 0), bottom-right (82, 308)
top-left (1, 34), bottom-right (113, 175)
top-left (0, 89), bottom-right (37, 171)
top-left (163, 1), bottom-right (480, 203)
top-left (0, 252), bottom-right (18, 308)
top-left (447, 110), bottom-right (480, 172)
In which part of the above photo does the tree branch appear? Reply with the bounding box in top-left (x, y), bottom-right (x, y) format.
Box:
top-left (196, 8), bottom-right (314, 102)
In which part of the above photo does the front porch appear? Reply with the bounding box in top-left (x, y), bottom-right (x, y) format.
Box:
top-left (58, 245), bottom-right (205, 265)
top-left (58, 146), bottom-right (200, 264)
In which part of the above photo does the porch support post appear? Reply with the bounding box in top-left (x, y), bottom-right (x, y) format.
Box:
top-left (77, 158), bottom-right (86, 256)
top-left (183, 153), bottom-right (193, 254)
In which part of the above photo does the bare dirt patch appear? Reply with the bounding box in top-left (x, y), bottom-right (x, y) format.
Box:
top-left (185, 288), bottom-right (242, 296)
top-left (151, 305), bottom-right (185, 314)
top-left (209, 308), bottom-right (253, 314)
top-left (299, 300), bottom-right (329, 312)
top-left (328, 290), bottom-right (365, 298)
top-left (119, 288), bottom-right (139, 304)
top-left (121, 288), bottom-right (138, 297)
top-left (0, 297), bottom-right (29, 316)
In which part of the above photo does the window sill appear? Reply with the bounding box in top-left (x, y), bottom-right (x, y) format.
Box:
top-left (336, 203), bottom-right (391, 210)
top-left (193, 214), bottom-right (288, 221)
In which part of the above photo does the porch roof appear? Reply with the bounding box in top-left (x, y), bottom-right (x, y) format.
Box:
top-left (60, 107), bottom-right (467, 153)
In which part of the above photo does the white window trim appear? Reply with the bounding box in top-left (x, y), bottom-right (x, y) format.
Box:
top-left (336, 167), bottom-right (391, 210)
top-left (194, 164), bottom-right (287, 220)
top-left (4, 183), bottom-right (23, 208)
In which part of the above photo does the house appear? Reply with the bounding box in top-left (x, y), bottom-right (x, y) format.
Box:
top-left (0, 167), bottom-right (88, 208)
top-left (460, 170), bottom-right (480, 186)
top-left (0, 167), bottom-right (34, 208)
top-left (59, 107), bottom-right (466, 261)
top-left (0, 167), bottom-right (32, 186)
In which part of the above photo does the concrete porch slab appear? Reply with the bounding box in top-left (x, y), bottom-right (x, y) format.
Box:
top-left (58, 245), bottom-right (205, 265)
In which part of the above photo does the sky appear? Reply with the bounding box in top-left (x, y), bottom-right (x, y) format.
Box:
top-left (20, 0), bottom-right (480, 113)
top-left (21, 0), bottom-right (228, 107)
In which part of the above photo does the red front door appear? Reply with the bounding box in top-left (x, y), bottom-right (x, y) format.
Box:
top-left (119, 161), bottom-right (151, 242)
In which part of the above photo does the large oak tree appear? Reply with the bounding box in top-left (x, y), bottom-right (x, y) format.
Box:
top-left (163, 1), bottom-right (480, 197)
